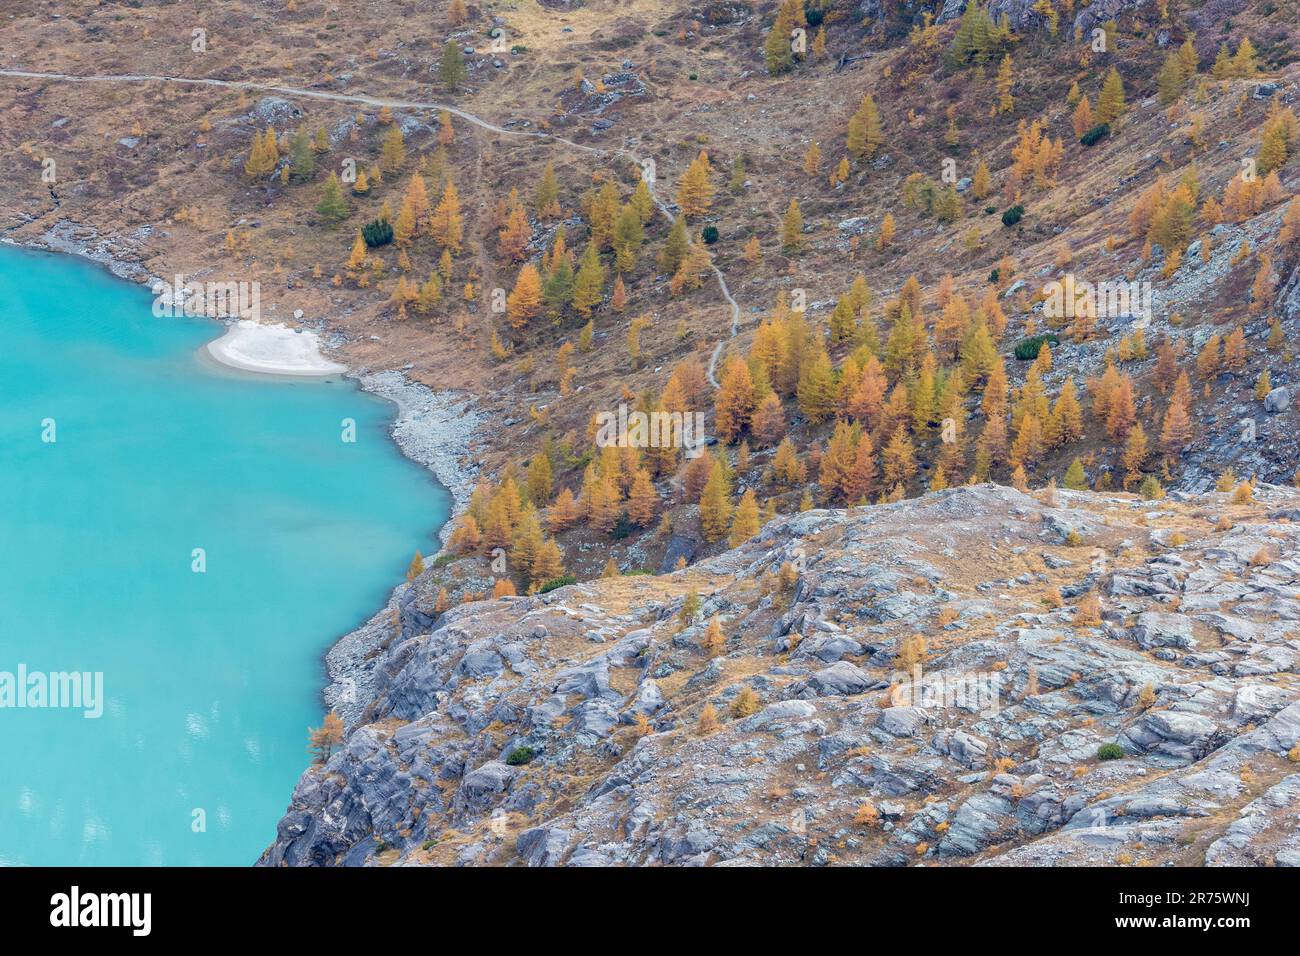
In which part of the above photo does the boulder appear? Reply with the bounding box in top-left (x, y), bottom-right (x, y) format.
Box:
top-left (796, 661), bottom-right (879, 698)
top-left (1130, 611), bottom-right (1194, 650)
top-left (878, 706), bottom-right (930, 737)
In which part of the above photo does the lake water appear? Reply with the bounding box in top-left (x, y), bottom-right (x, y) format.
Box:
top-left (0, 246), bottom-right (449, 865)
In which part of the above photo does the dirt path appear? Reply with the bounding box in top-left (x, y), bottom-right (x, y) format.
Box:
top-left (0, 68), bottom-right (742, 387)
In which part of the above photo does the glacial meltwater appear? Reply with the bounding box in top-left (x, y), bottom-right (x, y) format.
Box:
top-left (0, 246), bottom-right (450, 864)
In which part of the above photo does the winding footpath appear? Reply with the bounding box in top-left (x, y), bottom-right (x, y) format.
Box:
top-left (0, 68), bottom-right (742, 387)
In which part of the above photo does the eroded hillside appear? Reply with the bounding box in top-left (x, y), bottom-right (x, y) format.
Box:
top-left (263, 483), bottom-right (1300, 866)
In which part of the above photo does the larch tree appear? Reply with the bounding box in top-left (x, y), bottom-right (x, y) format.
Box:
top-left (530, 538), bottom-right (565, 587)
top-left (289, 128), bottom-right (315, 180)
top-left (881, 427), bottom-right (917, 491)
top-left (610, 273), bottom-right (628, 312)
top-left (509, 505), bottom-right (545, 582)
top-left (1230, 36), bottom-right (1258, 78)
top-left (676, 152), bottom-right (715, 218)
top-left (714, 355), bottom-right (756, 443)
top-left (437, 109), bottom-right (455, 146)
top-left (658, 217), bottom-right (690, 274)
top-left (762, 0), bottom-right (804, 75)
top-left (403, 174), bottom-right (433, 235)
top-left (1096, 67), bottom-right (1126, 126)
top-left (812, 25), bottom-right (827, 61)
top-left (1158, 374), bottom-right (1194, 456)
top-left (613, 204), bottom-right (644, 274)
top-left (847, 94), bottom-right (883, 159)
top-left (570, 243), bottom-right (606, 317)
top-left (781, 198), bottom-right (804, 252)
top-left (498, 196), bottom-right (531, 262)
top-left (877, 212), bottom-right (896, 250)
top-left (843, 432), bottom-right (877, 504)
top-left (526, 453), bottom-right (553, 506)
top-left (308, 712), bottom-right (345, 764)
top-left (379, 125), bottom-right (406, 173)
top-left (803, 141), bottom-right (822, 176)
top-left (535, 161), bottom-right (561, 218)
top-left (751, 391), bottom-right (786, 445)
top-left (627, 468), bottom-right (659, 526)
top-left (729, 489), bottom-right (761, 546)
top-left (1071, 95), bottom-right (1093, 139)
top-left (431, 182), bottom-right (464, 253)
top-left (244, 126), bottom-right (279, 178)
top-left (507, 264), bottom-right (543, 330)
top-left (1121, 421), bottom-right (1149, 482)
top-left (346, 231), bottom-right (368, 271)
top-left (547, 487), bottom-right (579, 532)
top-left (1063, 456), bottom-right (1087, 490)
top-left (996, 54), bottom-right (1015, 114)
top-left (796, 344), bottom-right (837, 424)
top-left (699, 464), bottom-right (733, 542)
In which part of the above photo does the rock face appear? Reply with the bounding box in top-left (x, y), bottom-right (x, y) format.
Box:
top-left (261, 484), bottom-right (1300, 867)
top-left (1265, 387), bottom-right (1291, 413)
top-left (935, 0), bottom-right (1151, 32)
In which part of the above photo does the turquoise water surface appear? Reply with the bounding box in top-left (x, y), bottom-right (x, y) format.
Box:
top-left (0, 246), bottom-right (449, 865)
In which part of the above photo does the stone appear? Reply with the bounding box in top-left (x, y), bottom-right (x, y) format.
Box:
top-left (878, 706), bottom-right (930, 737)
top-left (1130, 612), bottom-right (1194, 650)
top-left (796, 661), bottom-right (878, 698)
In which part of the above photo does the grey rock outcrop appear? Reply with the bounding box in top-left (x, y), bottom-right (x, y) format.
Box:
top-left (261, 484), bottom-right (1300, 867)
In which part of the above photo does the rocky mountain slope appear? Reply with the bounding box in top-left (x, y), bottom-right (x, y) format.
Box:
top-left (261, 482), bottom-right (1300, 866)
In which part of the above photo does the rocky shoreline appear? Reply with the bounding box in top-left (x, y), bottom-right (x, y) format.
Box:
top-left (7, 220), bottom-right (485, 732)
top-left (324, 372), bottom-right (484, 727)
top-left (262, 482), bottom-right (1300, 868)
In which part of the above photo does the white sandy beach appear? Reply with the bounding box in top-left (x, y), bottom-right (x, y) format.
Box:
top-left (205, 319), bottom-right (347, 377)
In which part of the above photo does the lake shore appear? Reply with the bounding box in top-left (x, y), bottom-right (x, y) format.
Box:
top-left (322, 371), bottom-right (483, 727)
top-left (205, 319), bottom-right (348, 377)
top-left (10, 224), bottom-right (484, 732)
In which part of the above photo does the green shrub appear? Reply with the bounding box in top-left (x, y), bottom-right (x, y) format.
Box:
top-left (538, 575), bottom-right (576, 593)
top-left (1001, 204), bottom-right (1025, 227)
top-left (362, 218), bottom-right (394, 247)
top-left (701, 225), bottom-right (719, 244)
top-left (1139, 475), bottom-right (1164, 500)
top-left (1080, 123), bottom-right (1110, 147)
top-left (505, 746), bottom-right (536, 766)
top-left (1097, 743), bottom-right (1125, 761)
top-left (1014, 333), bottom-right (1059, 360)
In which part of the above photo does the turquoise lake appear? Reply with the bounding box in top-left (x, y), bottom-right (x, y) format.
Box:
top-left (0, 246), bottom-right (449, 865)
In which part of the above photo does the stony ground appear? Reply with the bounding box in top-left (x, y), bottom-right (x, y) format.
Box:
top-left (261, 482), bottom-right (1300, 866)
